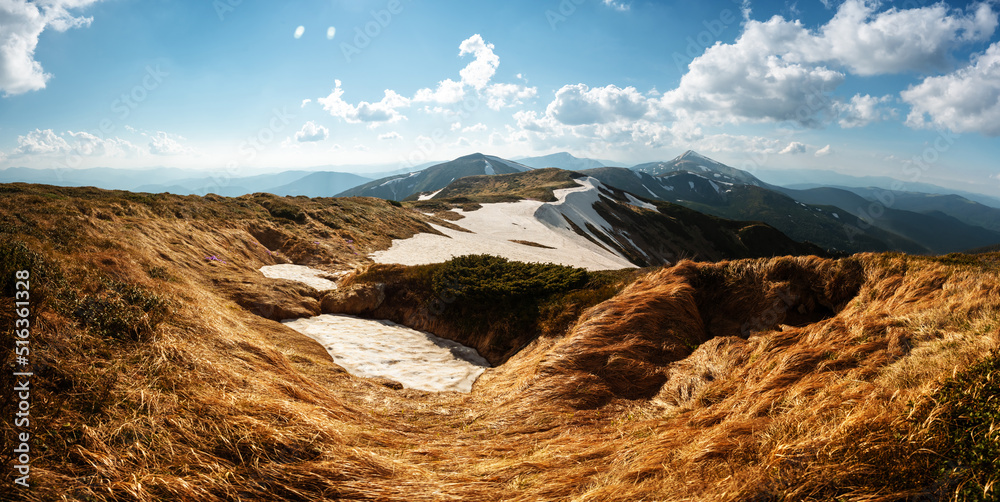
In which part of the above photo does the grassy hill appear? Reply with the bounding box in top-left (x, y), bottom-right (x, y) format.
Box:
top-left (337, 153), bottom-right (530, 201)
top-left (418, 167), bottom-right (583, 203)
top-left (1, 181), bottom-right (998, 501)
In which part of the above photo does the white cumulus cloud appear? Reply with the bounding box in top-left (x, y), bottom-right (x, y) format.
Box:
top-left (662, 16), bottom-right (844, 127)
top-left (378, 131), bottom-right (402, 140)
top-left (547, 84), bottom-right (653, 126)
top-left (457, 34), bottom-right (499, 90)
top-left (148, 131), bottom-right (192, 156)
top-left (815, 0), bottom-right (997, 76)
top-left (66, 131), bottom-right (141, 157)
top-left (484, 83), bottom-right (537, 111)
top-left (687, 134), bottom-right (783, 155)
top-left (835, 93), bottom-right (894, 128)
top-left (413, 78), bottom-right (465, 104)
top-left (13, 128), bottom-right (71, 154)
top-left (902, 41), bottom-right (1000, 136)
top-left (414, 34), bottom-right (507, 105)
top-left (294, 26), bottom-right (305, 39)
top-left (319, 79), bottom-right (410, 123)
top-left (603, 0), bottom-right (630, 12)
top-left (779, 141), bottom-right (808, 154)
top-left (0, 0), bottom-right (102, 96)
top-left (295, 121), bottom-right (329, 142)
top-left (815, 144), bottom-right (834, 157)
top-left (326, 26), bottom-right (336, 40)
top-left (12, 129), bottom-right (141, 157)
top-left (662, 0), bottom-right (997, 128)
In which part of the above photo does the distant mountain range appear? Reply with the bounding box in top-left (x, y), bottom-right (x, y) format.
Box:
top-left (514, 152), bottom-right (611, 171)
top-left (0, 165), bottom-right (373, 197)
top-left (0, 166), bottom-right (196, 191)
top-left (582, 164), bottom-right (921, 254)
top-left (758, 168), bottom-right (1000, 208)
top-left (404, 150), bottom-right (1000, 255)
top-left (4, 150), bottom-right (999, 254)
top-left (579, 151), bottom-right (1000, 255)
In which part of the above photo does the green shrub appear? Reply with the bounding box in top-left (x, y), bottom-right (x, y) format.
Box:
top-left (933, 349), bottom-right (1000, 501)
top-left (257, 198), bottom-right (306, 223)
top-left (0, 238), bottom-right (65, 307)
top-left (0, 240), bottom-right (46, 297)
top-left (431, 254), bottom-right (588, 303)
top-left (72, 279), bottom-right (171, 342)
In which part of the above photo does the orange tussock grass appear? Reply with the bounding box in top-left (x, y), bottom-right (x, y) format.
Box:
top-left (1, 184), bottom-right (998, 501)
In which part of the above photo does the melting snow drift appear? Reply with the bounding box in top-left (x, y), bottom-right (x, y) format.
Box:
top-left (260, 264), bottom-right (340, 291)
top-left (283, 314), bottom-right (490, 392)
top-left (417, 188), bottom-right (444, 201)
top-left (370, 177), bottom-right (636, 271)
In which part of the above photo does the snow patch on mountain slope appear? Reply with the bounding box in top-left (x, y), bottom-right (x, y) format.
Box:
top-left (418, 188), bottom-right (444, 201)
top-left (484, 160), bottom-right (495, 175)
top-left (379, 176), bottom-right (406, 187)
top-left (260, 264), bottom-right (340, 291)
top-left (282, 314), bottom-right (489, 392)
top-left (369, 178), bottom-right (636, 270)
top-left (624, 192), bottom-right (657, 211)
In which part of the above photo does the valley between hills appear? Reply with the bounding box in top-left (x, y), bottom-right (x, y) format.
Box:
top-left (1, 152), bottom-right (999, 501)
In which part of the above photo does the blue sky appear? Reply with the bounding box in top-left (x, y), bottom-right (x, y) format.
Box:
top-left (1, 0), bottom-right (999, 195)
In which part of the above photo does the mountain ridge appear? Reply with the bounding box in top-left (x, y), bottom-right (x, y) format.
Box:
top-left (338, 153), bottom-right (532, 201)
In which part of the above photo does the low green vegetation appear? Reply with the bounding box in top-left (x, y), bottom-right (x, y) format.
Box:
top-left (253, 195), bottom-right (307, 223)
top-left (0, 238), bottom-right (68, 309)
top-left (70, 279), bottom-right (172, 342)
top-left (1, 237), bottom-right (170, 342)
top-left (933, 349), bottom-right (1000, 500)
top-left (432, 254), bottom-right (588, 302)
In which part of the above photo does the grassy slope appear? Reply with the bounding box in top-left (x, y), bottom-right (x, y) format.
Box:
top-left (339, 153), bottom-right (526, 201)
top-left (426, 167), bottom-right (583, 203)
top-left (1, 183), bottom-right (998, 501)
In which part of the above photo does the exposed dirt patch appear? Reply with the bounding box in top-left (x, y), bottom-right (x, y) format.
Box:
top-left (510, 239), bottom-right (556, 249)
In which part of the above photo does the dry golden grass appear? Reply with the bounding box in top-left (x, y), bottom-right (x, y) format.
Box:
top-left (1, 183), bottom-right (998, 501)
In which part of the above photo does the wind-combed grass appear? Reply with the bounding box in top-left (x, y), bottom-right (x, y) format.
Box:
top-left (2, 182), bottom-right (999, 501)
